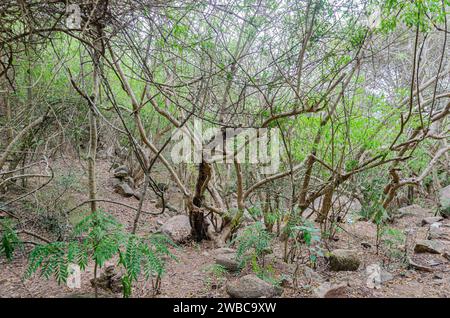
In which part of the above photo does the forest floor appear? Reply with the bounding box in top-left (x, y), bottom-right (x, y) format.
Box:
top-left (1, 158), bottom-right (449, 298)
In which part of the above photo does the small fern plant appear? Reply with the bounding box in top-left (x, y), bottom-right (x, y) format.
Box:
top-left (289, 218), bottom-right (322, 266)
top-left (0, 219), bottom-right (22, 261)
top-left (24, 210), bottom-right (174, 297)
top-left (119, 233), bottom-right (175, 297)
top-left (232, 222), bottom-right (273, 276)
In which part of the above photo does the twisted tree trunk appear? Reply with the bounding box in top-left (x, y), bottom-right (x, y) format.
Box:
top-left (189, 161), bottom-right (211, 241)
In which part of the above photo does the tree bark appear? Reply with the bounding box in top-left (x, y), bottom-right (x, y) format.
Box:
top-left (0, 71), bottom-right (12, 147)
top-left (316, 185), bottom-right (334, 224)
top-left (189, 161), bottom-right (211, 241)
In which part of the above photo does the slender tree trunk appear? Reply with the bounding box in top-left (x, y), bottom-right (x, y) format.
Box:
top-left (0, 59), bottom-right (12, 147)
top-left (316, 185), bottom-right (334, 224)
top-left (87, 11), bottom-right (104, 214)
top-left (189, 161), bottom-right (211, 241)
top-left (87, 111), bottom-right (98, 214)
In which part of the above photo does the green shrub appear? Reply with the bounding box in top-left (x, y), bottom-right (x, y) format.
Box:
top-left (232, 222), bottom-right (273, 276)
top-left (0, 219), bottom-right (23, 261)
top-left (24, 210), bottom-right (174, 297)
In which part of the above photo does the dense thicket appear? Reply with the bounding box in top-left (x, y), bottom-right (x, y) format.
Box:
top-left (0, 0), bottom-right (449, 297)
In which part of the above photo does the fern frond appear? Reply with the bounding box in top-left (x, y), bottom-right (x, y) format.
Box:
top-left (0, 219), bottom-right (22, 261)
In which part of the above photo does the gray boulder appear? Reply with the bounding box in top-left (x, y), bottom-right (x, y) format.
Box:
top-left (414, 239), bottom-right (446, 254)
top-left (113, 165), bottom-right (129, 178)
top-left (263, 254), bottom-right (295, 274)
top-left (214, 248), bottom-right (240, 272)
top-left (123, 176), bottom-right (135, 188)
top-left (421, 216), bottom-right (444, 226)
top-left (365, 263), bottom-right (394, 289)
top-left (314, 282), bottom-right (348, 298)
top-left (226, 274), bottom-right (282, 298)
top-left (408, 258), bottom-right (433, 272)
top-left (213, 247), bottom-right (236, 254)
top-left (160, 215), bottom-right (191, 243)
top-left (215, 254), bottom-right (240, 272)
top-left (428, 225), bottom-right (450, 241)
top-left (114, 182), bottom-right (134, 197)
top-left (440, 185), bottom-right (450, 215)
top-left (329, 249), bottom-right (360, 271)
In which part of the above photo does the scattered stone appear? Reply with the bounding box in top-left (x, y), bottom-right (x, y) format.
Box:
top-left (421, 216), bottom-right (444, 226)
top-left (428, 226), bottom-right (450, 241)
top-left (366, 264), bottom-right (394, 289)
top-left (113, 182), bottom-right (135, 197)
top-left (113, 165), bottom-right (129, 178)
top-left (408, 258), bottom-right (434, 272)
top-left (213, 248), bottom-right (240, 272)
top-left (90, 265), bottom-right (123, 293)
top-left (329, 249), bottom-right (360, 271)
top-left (160, 215), bottom-right (191, 243)
top-left (226, 274), bottom-right (282, 298)
top-left (414, 239), bottom-right (446, 254)
top-left (439, 185), bottom-right (450, 214)
top-left (314, 282), bottom-right (348, 298)
top-left (381, 270), bottom-right (394, 283)
top-left (261, 254), bottom-right (295, 275)
top-left (426, 259), bottom-right (442, 267)
top-left (111, 177), bottom-right (121, 187)
top-left (215, 254), bottom-right (240, 272)
top-left (213, 247), bottom-right (236, 255)
top-left (123, 176), bottom-right (135, 188)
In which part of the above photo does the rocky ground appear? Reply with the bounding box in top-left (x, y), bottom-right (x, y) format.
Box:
top-left (1, 158), bottom-right (449, 298)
